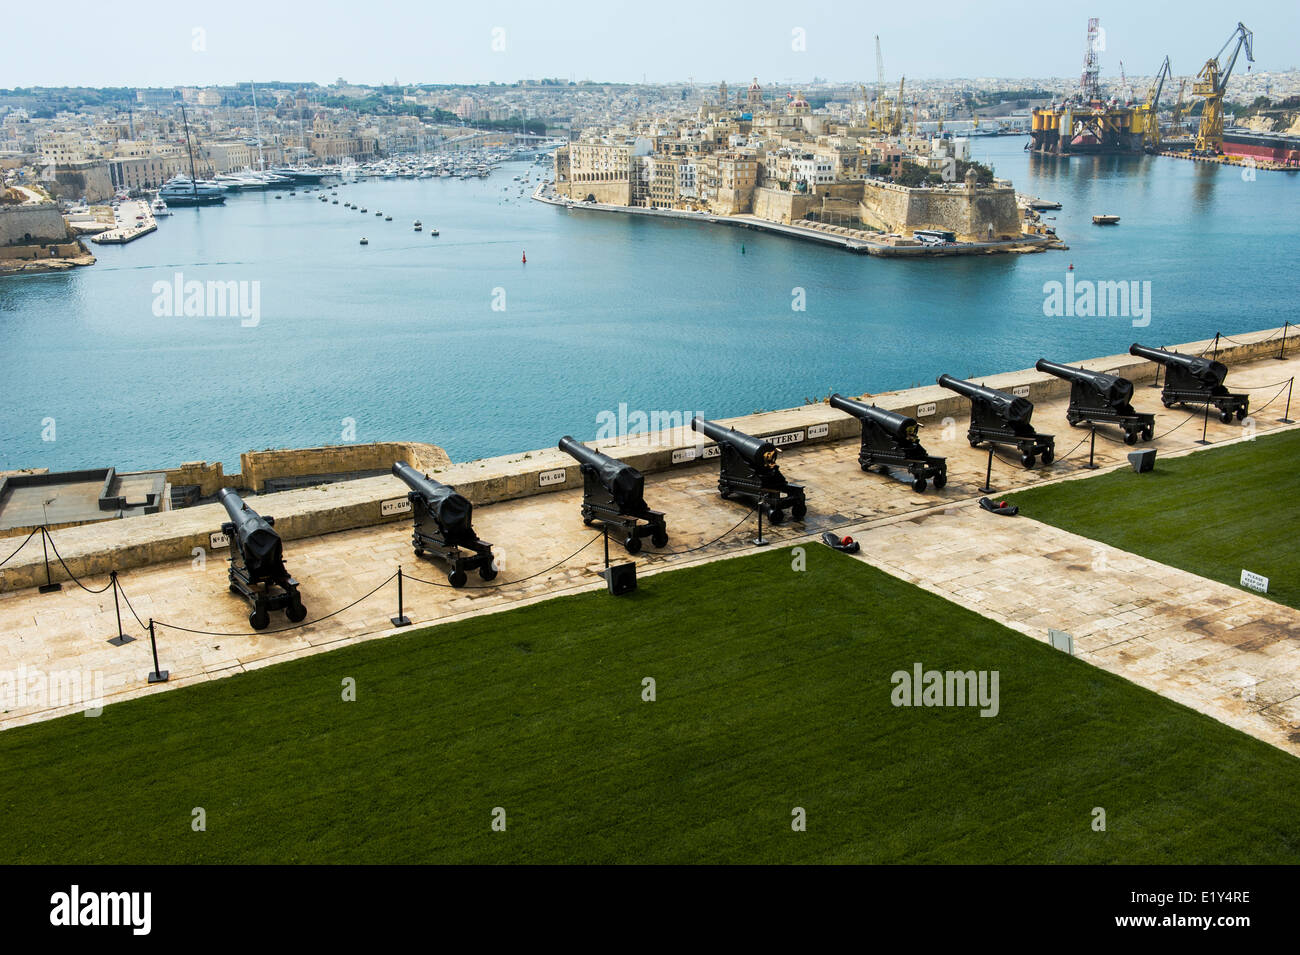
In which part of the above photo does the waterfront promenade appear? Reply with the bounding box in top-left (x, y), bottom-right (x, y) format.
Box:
top-left (90, 199), bottom-right (157, 245)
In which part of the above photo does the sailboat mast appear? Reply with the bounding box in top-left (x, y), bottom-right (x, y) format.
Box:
top-left (251, 82), bottom-right (265, 171)
top-left (180, 103), bottom-right (199, 200)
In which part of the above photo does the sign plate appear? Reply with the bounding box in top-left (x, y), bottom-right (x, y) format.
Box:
top-left (807, 423), bottom-right (829, 439)
top-left (539, 468), bottom-right (567, 487)
top-left (209, 531), bottom-right (230, 550)
top-left (381, 497), bottom-right (411, 517)
top-left (1048, 629), bottom-right (1074, 655)
top-left (1240, 570), bottom-right (1269, 593)
top-left (701, 445), bottom-right (720, 459)
top-left (916, 402), bottom-right (937, 417)
top-left (1012, 385), bottom-right (1031, 398)
top-left (671, 447), bottom-right (697, 464)
top-left (769, 430), bottom-right (805, 447)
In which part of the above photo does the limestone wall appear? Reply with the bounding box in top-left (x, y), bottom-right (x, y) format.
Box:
top-left (858, 181), bottom-right (1021, 240)
top-left (238, 442), bottom-right (452, 492)
top-left (0, 204), bottom-right (69, 246)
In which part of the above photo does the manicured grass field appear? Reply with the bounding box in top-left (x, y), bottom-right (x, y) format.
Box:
top-left (1007, 428), bottom-right (1300, 610)
top-left (3, 545), bottom-right (1300, 863)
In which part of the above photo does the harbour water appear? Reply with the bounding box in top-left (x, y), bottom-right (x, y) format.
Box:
top-left (1, 138), bottom-right (1296, 473)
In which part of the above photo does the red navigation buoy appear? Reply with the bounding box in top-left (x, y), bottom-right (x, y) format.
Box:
top-left (522, 251), bottom-right (527, 264)
top-left (1068, 263), bottom-right (1074, 270)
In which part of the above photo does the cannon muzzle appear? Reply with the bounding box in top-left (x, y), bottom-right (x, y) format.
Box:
top-left (392, 461), bottom-right (473, 535)
top-left (829, 394), bottom-right (920, 442)
top-left (1129, 343), bottom-right (1226, 387)
top-left (558, 437), bottom-right (647, 513)
top-left (217, 488), bottom-right (282, 572)
top-left (691, 417), bottom-right (779, 468)
top-left (937, 374), bottom-right (1033, 423)
top-left (1035, 359), bottom-right (1134, 406)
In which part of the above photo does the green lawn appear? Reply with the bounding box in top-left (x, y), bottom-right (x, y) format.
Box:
top-left (3, 545), bottom-right (1300, 863)
top-left (1007, 428), bottom-right (1300, 610)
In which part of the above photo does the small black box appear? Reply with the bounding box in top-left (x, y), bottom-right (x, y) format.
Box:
top-left (601, 562), bottom-right (637, 596)
top-left (1128, 449), bottom-right (1156, 473)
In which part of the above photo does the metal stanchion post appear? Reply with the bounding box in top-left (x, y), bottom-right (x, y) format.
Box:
top-left (38, 526), bottom-right (62, 594)
top-left (391, 566), bottom-right (411, 627)
top-left (107, 572), bottom-right (134, 645)
top-left (1084, 427), bottom-right (1098, 469)
top-left (978, 446), bottom-right (995, 494)
top-left (1197, 400), bottom-right (1212, 445)
top-left (753, 500), bottom-right (769, 547)
top-left (1281, 378), bottom-right (1295, 425)
top-left (1275, 322), bottom-right (1288, 361)
top-left (147, 620), bottom-right (169, 684)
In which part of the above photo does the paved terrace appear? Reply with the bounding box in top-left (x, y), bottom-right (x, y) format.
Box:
top-left (0, 330), bottom-right (1296, 751)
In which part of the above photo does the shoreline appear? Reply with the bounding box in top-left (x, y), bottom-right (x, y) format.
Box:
top-left (532, 180), bottom-right (1062, 257)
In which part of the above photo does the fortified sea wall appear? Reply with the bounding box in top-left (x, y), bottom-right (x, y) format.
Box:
top-left (0, 203), bottom-right (69, 246)
top-left (858, 180), bottom-right (1021, 240)
top-left (0, 328), bottom-right (1286, 592)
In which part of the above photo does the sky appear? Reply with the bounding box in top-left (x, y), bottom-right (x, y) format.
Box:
top-left (2, 0), bottom-right (1296, 89)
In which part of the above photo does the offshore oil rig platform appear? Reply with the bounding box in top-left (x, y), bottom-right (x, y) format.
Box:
top-left (1029, 18), bottom-right (1292, 166)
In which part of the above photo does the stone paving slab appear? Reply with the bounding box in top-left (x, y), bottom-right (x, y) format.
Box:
top-left (0, 351), bottom-right (1296, 746)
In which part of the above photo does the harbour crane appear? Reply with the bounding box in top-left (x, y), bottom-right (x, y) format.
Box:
top-left (1192, 22), bottom-right (1253, 154)
top-left (1170, 78), bottom-right (1190, 137)
top-left (1138, 55), bottom-right (1172, 149)
top-left (875, 34), bottom-right (885, 125)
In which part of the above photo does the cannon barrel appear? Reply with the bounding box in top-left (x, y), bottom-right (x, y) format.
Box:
top-left (691, 417), bottom-right (779, 468)
top-left (392, 461), bottom-right (473, 533)
top-left (936, 374), bottom-right (1033, 423)
top-left (1035, 359), bottom-right (1134, 405)
top-left (558, 436), bottom-right (647, 511)
top-left (1129, 343), bottom-right (1226, 386)
top-left (829, 394), bottom-right (920, 442)
top-left (217, 488), bottom-right (282, 569)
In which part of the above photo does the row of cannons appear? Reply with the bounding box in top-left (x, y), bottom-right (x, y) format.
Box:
top-left (214, 342), bottom-right (1250, 626)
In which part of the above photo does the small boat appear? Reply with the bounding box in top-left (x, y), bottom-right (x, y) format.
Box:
top-left (150, 197), bottom-right (172, 216)
top-left (360, 207), bottom-right (367, 213)
top-left (1092, 214), bottom-right (1120, 225)
top-left (360, 238), bottom-right (368, 245)
top-left (385, 215), bottom-right (392, 221)
top-left (430, 228), bottom-right (439, 236)
top-left (332, 200), bottom-right (339, 204)
top-left (414, 220), bottom-right (422, 232)
top-left (375, 211), bottom-right (382, 216)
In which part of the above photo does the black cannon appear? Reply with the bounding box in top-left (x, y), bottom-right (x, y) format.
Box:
top-left (1035, 359), bottom-right (1155, 445)
top-left (1129, 343), bottom-right (1249, 424)
top-left (392, 461), bottom-right (497, 587)
top-left (690, 417), bottom-right (806, 523)
top-left (217, 488), bottom-right (307, 630)
top-left (829, 394), bottom-right (947, 492)
top-left (558, 437), bottom-right (668, 554)
top-left (937, 374), bottom-right (1055, 468)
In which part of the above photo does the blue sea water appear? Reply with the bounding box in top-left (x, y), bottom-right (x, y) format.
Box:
top-left (1, 138), bottom-right (1296, 473)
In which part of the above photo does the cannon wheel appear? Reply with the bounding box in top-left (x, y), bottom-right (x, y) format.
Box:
top-left (912, 476), bottom-right (928, 493)
top-left (448, 569), bottom-right (468, 588)
top-left (249, 607), bottom-right (270, 631)
top-left (860, 463), bottom-right (871, 472)
top-left (1021, 453), bottom-right (1036, 469)
top-left (1067, 415), bottom-right (1082, 427)
top-left (767, 508), bottom-right (786, 525)
top-left (229, 582), bottom-right (240, 594)
top-left (1235, 407), bottom-right (1248, 421)
top-left (1161, 398), bottom-right (1176, 408)
top-left (479, 564), bottom-right (498, 581)
top-left (1041, 448), bottom-right (1055, 465)
top-left (286, 600), bottom-right (307, 623)
top-left (791, 502), bottom-right (807, 521)
top-left (968, 438), bottom-right (981, 448)
top-left (1142, 425), bottom-right (1154, 442)
top-left (1219, 410), bottom-right (1233, 424)
top-left (933, 472), bottom-right (947, 490)
top-left (624, 535), bottom-right (642, 555)
top-left (413, 546), bottom-right (424, 558)
top-left (1124, 430), bottom-right (1139, 446)
top-left (582, 515), bottom-right (594, 526)
top-left (651, 529), bottom-right (669, 548)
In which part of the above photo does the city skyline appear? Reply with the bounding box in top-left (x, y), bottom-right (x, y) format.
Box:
top-left (4, 1), bottom-right (1297, 89)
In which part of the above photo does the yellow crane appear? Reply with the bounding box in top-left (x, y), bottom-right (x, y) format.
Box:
top-left (1170, 78), bottom-right (1189, 137)
top-left (1137, 55), bottom-right (1172, 149)
top-left (1192, 22), bottom-right (1253, 154)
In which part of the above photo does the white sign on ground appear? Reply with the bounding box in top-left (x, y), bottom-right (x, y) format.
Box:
top-left (1240, 570), bottom-right (1269, 593)
top-left (1049, 629), bottom-right (1074, 655)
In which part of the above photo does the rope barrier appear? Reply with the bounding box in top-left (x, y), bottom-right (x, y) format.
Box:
top-left (650, 505), bottom-right (758, 556)
top-left (404, 532), bottom-right (605, 590)
top-left (43, 529), bottom-right (113, 594)
top-left (0, 526), bottom-right (39, 569)
top-left (153, 572), bottom-right (398, 638)
top-left (1217, 327), bottom-right (1286, 346)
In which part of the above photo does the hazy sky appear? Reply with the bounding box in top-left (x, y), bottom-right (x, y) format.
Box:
top-left (3, 0), bottom-right (1295, 88)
